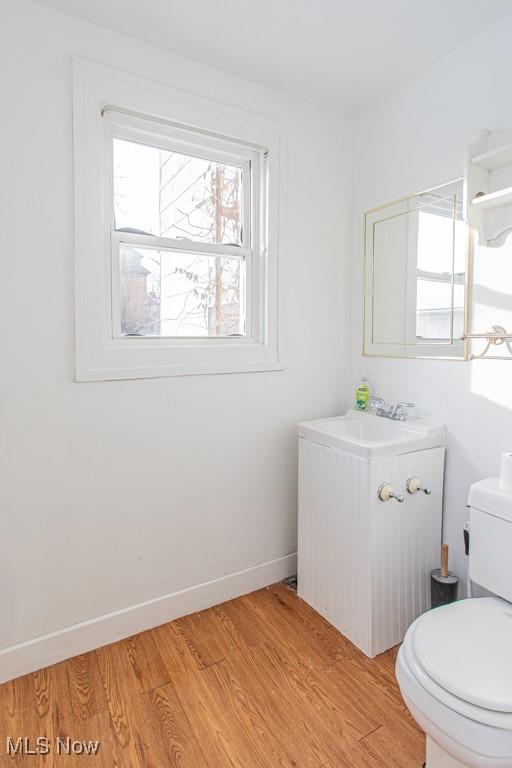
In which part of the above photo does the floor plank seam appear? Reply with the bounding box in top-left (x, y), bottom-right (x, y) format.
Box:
top-left (198, 657), bottom-right (226, 672)
top-left (141, 678), bottom-right (173, 695)
top-left (359, 724), bottom-right (383, 743)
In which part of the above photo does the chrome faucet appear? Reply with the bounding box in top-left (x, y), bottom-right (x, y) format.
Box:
top-left (368, 397), bottom-right (415, 421)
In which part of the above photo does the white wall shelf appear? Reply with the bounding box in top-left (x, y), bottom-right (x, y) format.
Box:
top-left (465, 131), bottom-right (512, 361)
top-left (465, 130), bottom-right (512, 247)
top-left (471, 186), bottom-right (512, 210)
top-left (472, 142), bottom-right (512, 171)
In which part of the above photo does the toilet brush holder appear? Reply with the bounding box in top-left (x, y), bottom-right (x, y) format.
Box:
top-left (430, 569), bottom-right (458, 608)
top-left (430, 543), bottom-right (458, 609)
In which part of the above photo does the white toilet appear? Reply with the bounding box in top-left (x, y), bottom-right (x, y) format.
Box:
top-left (396, 478), bottom-right (512, 768)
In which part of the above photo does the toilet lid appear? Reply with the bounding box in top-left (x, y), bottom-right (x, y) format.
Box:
top-left (412, 597), bottom-right (512, 713)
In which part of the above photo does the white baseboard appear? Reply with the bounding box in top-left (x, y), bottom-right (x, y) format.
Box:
top-left (0, 552), bottom-right (297, 684)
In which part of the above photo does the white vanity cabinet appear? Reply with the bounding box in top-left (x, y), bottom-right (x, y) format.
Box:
top-left (297, 410), bottom-right (445, 658)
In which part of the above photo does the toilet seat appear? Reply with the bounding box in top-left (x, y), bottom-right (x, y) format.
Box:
top-left (411, 597), bottom-right (512, 714)
top-left (402, 625), bottom-right (512, 730)
top-left (397, 598), bottom-right (512, 767)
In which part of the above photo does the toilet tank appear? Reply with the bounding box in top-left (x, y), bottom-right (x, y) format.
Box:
top-left (468, 478), bottom-right (512, 601)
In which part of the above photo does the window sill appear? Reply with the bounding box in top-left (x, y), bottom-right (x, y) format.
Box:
top-left (76, 340), bottom-right (282, 381)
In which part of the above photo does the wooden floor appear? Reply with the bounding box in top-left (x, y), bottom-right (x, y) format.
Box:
top-left (0, 584), bottom-right (425, 767)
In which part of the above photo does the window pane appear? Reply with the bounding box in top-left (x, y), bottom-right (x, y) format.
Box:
top-left (118, 245), bottom-right (245, 337)
top-left (113, 138), bottom-right (243, 245)
top-left (417, 209), bottom-right (453, 274)
top-left (416, 279), bottom-right (464, 340)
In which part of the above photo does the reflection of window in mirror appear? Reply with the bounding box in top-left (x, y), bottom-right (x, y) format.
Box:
top-left (415, 198), bottom-right (465, 342)
top-left (364, 178), bottom-right (468, 360)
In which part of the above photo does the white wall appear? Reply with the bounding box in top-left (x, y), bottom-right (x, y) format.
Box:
top-left (0, 0), bottom-right (352, 675)
top-left (351, 15), bottom-right (512, 593)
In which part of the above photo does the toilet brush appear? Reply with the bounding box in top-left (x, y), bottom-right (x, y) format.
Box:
top-left (440, 543), bottom-right (449, 578)
top-left (430, 544), bottom-right (458, 609)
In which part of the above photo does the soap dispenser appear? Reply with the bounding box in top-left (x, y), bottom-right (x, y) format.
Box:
top-left (355, 374), bottom-right (371, 411)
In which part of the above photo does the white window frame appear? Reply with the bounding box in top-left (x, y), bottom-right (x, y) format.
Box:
top-left (73, 58), bottom-right (282, 381)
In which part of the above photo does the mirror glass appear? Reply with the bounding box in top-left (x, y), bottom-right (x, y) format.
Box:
top-left (364, 179), bottom-right (468, 359)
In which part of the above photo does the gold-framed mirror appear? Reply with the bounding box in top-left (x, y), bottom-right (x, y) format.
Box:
top-left (363, 179), bottom-right (469, 360)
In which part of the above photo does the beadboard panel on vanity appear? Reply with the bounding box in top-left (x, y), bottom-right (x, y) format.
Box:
top-left (298, 438), bottom-right (444, 657)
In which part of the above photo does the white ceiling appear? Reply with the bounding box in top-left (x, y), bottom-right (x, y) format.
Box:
top-left (33, 0), bottom-right (512, 112)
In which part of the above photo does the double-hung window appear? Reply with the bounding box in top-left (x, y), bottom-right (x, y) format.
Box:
top-left (73, 59), bottom-right (281, 380)
top-left (109, 113), bottom-right (257, 340)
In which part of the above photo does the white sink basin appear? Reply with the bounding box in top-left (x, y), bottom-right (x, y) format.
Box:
top-left (297, 409), bottom-right (444, 459)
